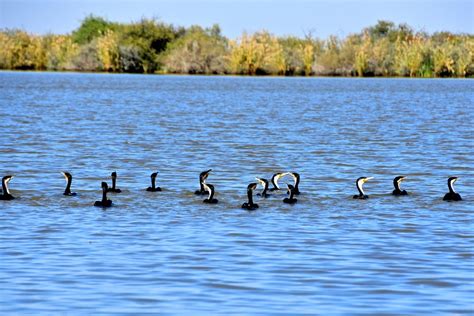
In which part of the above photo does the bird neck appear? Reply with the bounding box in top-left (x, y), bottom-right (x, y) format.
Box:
top-left (357, 181), bottom-right (365, 196)
top-left (272, 178), bottom-right (279, 189)
top-left (247, 189), bottom-right (254, 205)
top-left (151, 177), bottom-right (156, 189)
top-left (294, 176), bottom-right (299, 189)
top-left (111, 178), bottom-right (116, 189)
top-left (208, 189), bottom-right (214, 200)
top-left (448, 181), bottom-right (456, 193)
top-left (102, 188), bottom-right (108, 202)
top-left (393, 179), bottom-right (401, 191)
top-left (2, 180), bottom-right (9, 195)
top-left (65, 178), bottom-right (72, 194)
top-left (289, 189), bottom-right (295, 200)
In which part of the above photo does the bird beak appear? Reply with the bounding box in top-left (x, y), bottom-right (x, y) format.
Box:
top-left (365, 177), bottom-right (374, 182)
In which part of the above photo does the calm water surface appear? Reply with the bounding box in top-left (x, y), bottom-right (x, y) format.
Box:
top-left (0, 72), bottom-right (473, 314)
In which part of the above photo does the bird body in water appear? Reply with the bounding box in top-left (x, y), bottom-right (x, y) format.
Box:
top-left (443, 177), bottom-right (462, 201)
top-left (195, 169), bottom-right (212, 195)
top-left (146, 172), bottom-right (162, 192)
top-left (107, 171), bottom-right (122, 193)
top-left (0, 175), bottom-right (15, 200)
top-left (283, 184), bottom-right (298, 204)
top-left (242, 183), bottom-right (259, 210)
top-left (392, 176), bottom-right (407, 196)
top-left (269, 172), bottom-right (287, 191)
top-left (288, 172), bottom-right (301, 195)
top-left (353, 177), bottom-right (373, 199)
top-left (255, 177), bottom-right (270, 198)
top-left (94, 182), bottom-right (112, 207)
top-left (202, 183), bottom-right (218, 204)
top-left (61, 172), bottom-right (77, 196)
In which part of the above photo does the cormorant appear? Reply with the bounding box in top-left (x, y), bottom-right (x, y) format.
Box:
top-left (269, 172), bottom-right (287, 191)
top-left (0, 175), bottom-right (15, 200)
top-left (255, 177), bottom-right (270, 197)
top-left (242, 183), bottom-right (259, 210)
top-left (94, 182), bottom-right (112, 207)
top-left (353, 177), bottom-right (373, 199)
top-left (288, 172), bottom-right (301, 195)
top-left (195, 169), bottom-right (212, 195)
top-left (283, 184), bottom-right (298, 204)
top-left (61, 172), bottom-right (77, 196)
top-left (202, 183), bottom-right (218, 204)
top-left (146, 172), bottom-right (162, 192)
top-left (107, 171), bottom-right (122, 193)
top-left (443, 176), bottom-right (462, 201)
top-left (392, 176), bottom-right (408, 196)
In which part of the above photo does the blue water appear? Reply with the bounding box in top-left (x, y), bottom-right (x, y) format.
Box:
top-left (0, 72), bottom-right (473, 314)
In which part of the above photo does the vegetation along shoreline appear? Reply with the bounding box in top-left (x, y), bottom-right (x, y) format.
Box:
top-left (1, 16), bottom-right (472, 77)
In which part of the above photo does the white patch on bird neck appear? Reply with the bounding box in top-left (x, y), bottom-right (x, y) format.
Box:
top-left (273, 174), bottom-right (284, 189)
top-left (357, 179), bottom-right (365, 195)
top-left (203, 183), bottom-right (212, 199)
top-left (4, 178), bottom-right (11, 194)
top-left (449, 179), bottom-right (457, 193)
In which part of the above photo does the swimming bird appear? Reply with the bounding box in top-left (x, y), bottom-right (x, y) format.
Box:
top-left (0, 175), bottom-right (15, 200)
top-left (288, 172), bottom-right (301, 195)
top-left (146, 172), bottom-right (162, 192)
top-left (61, 172), bottom-right (77, 196)
top-left (443, 177), bottom-right (462, 201)
top-left (107, 171), bottom-right (122, 193)
top-left (283, 184), bottom-right (298, 204)
top-left (195, 169), bottom-right (212, 195)
top-left (255, 177), bottom-right (270, 197)
top-left (392, 176), bottom-right (408, 196)
top-left (353, 177), bottom-right (373, 199)
top-left (202, 183), bottom-right (218, 204)
top-left (269, 172), bottom-right (287, 191)
top-left (94, 182), bottom-right (112, 207)
top-left (242, 183), bottom-right (259, 210)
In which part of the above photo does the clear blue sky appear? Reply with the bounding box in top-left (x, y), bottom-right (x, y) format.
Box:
top-left (0, 0), bottom-right (472, 38)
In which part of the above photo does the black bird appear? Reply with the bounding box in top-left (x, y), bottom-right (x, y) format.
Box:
top-left (61, 172), bottom-right (77, 196)
top-left (353, 177), bottom-right (373, 199)
top-left (392, 176), bottom-right (408, 196)
top-left (0, 175), bottom-right (15, 200)
top-left (283, 184), bottom-right (298, 204)
top-left (146, 172), bottom-right (162, 192)
top-left (202, 183), bottom-right (218, 204)
top-left (269, 172), bottom-right (287, 191)
top-left (255, 177), bottom-right (270, 197)
top-left (288, 172), bottom-right (301, 195)
top-left (195, 169), bottom-right (212, 195)
top-left (107, 171), bottom-right (122, 193)
top-left (443, 176), bottom-right (462, 201)
top-left (94, 182), bottom-right (112, 207)
top-left (242, 183), bottom-right (259, 210)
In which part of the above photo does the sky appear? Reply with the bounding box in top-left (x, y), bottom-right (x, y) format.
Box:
top-left (0, 0), bottom-right (473, 39)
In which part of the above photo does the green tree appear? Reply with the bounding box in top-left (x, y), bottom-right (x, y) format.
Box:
top-left (72, 15), bottom-right (115, 44)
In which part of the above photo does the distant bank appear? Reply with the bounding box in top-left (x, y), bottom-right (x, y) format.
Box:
top-left (0, 16), bottom-right (472, 77)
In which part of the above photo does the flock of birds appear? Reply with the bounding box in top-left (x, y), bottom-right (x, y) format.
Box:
top-left (0, 170), bottom-right (463, 208)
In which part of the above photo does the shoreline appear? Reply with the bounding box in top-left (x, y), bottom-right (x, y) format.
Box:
top-left (1, 69), bottom-right (472, 79)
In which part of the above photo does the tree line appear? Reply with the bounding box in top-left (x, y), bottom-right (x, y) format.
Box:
top-left (0, 16), bottom-right (472, 77)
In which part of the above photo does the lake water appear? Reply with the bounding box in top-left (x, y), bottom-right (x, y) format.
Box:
top-left (0, 71), bottom-right (473, 314)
